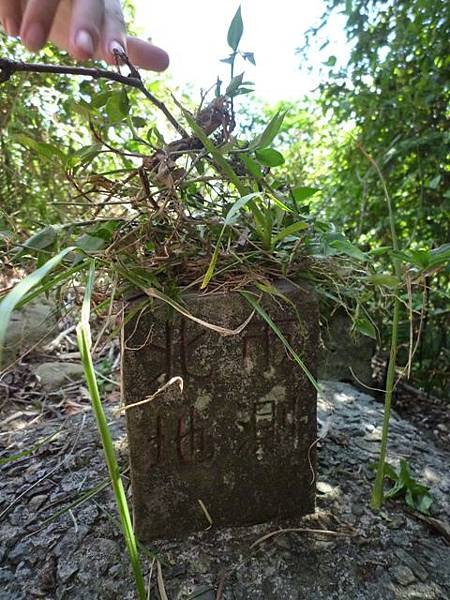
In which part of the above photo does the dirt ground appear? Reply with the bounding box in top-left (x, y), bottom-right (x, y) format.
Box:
top-left (0, 367), bottom-right (449, 600)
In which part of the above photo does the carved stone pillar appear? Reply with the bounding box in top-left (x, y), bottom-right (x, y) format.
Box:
top-left (122, 282), bottom-right (318, 541)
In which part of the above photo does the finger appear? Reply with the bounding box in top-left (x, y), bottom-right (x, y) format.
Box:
top-left (125, 36), bottom-right (170, 72)
top-left (20, 0), bottom-right (61, 51)
top-left (0, 0), bottom-right (23, 36)
top-left (69, 0), bottom-right (104, 61)
top-left (99, 0), bottom-right (127, 63)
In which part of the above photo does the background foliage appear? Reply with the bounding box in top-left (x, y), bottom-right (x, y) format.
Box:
top-left (294, 0), bottom-right (449, 395)
top-left (1, 0), bottom-right (448, 396)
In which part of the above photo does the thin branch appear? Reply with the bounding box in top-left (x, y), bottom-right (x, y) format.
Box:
top-left (0, 57), bottom-right (187, 138)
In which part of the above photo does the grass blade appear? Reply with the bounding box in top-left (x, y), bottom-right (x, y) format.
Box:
top-left (240, 291), bottom-right (319, 391)
top-left (76, 261), bottom-right (146, 600)
top-left (0, 247), bottom-right (76, 366)
top-left (201, 192), bottom-right (262, 288)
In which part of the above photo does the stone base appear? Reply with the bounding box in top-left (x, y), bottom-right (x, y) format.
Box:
top-left (122, 282), bottom-right (318, 541)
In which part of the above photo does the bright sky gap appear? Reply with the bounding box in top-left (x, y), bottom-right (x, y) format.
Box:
top-left (134, 0), bottom-right (349, 103)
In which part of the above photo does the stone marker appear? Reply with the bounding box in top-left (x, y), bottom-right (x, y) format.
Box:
top-left (318, 308), bottom-right (375, 386)
top-left (122, 282), bottom-right (318, 541)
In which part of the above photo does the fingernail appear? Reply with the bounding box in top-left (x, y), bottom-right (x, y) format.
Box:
top-left (5, 18), bottom-right (20, 37)
top-left (75, 29), bottom-right (94, 56)
top-left (110, 40), bottom-right (125, 54)
top-left (23, 22), bottom-right (46, 50)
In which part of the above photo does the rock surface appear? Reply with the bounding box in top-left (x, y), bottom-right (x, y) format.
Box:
top-left (318, 309), bottom-right (375, 386)
top-left (0, 381), bottom-right (449, 599)
top-left (2, 300), bottom-right (58, 365)
top-left (33, 361), bottom-right (84, 392)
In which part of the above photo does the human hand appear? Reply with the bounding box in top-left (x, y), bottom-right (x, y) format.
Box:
top-left (0, 0), bottom-right (169, 71)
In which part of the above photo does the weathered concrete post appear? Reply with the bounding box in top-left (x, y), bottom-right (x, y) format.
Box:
top-left (122, 282), bottom-right (318, 541)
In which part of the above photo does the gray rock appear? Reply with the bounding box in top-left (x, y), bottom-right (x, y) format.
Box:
top-left (318, 308), bottom-right (375, 386)
top-left (57, 557), bottom-right (79, 583)
top-left (394, 548), bottom-right (429, 582)
top-left (351, 503), bottom-right (365, 517)
top-left (390, 564), bottom-right (416, 586)
top-left (33, 361), bottom-right (84, 392)
top-left (317, 481), bottom-right (334, 495)
top-left (0, 568), bottom-right (15, 585)
top-left (2, 299), bottom-right (58, 365)
top-left (28, 494), bottom-right (47, 512)
top-left (189, 585), bottom-right (215, 599)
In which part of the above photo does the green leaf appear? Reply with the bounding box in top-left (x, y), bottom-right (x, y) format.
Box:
top-left (227, 6), bottom-right (243, 51)
top-left (240, 291), bottom-right (319, 391)
top-left (368, 274), bottom-right (400, 288)
top-left (201, 192), bottom-right (262, 289)
top-left (14, 133), bottom-right (66, 163)
top-left (427, 174), bottom-right (441, 189)
top-left (182, 109), bottom-right (248, 196)
top-left (249, 111), bottom-right (286, 150)
top-left (75, 234), bottom-right (106, 253)
top-left (220, 55), bottom-right (235, 65)
top-left (226, 73), bottom-right (244, 98)
top-left (354, 317), bottom-right (377, 339)
top-left (383, 462), bottom-right (400, 481)
top-left (131, 116), bottom-right (147, 129)
top-left (66, 98), bottom-right (93, 118)
top-left (105, 89), bottom-right (130, 122)
top-left (291, 187), bottom-right (320, 203)
top-left (233, 87), bottom-right (254, 96)
top-left (91, 90), bottom-right (114, 109)
top-left (272, 221), bottom-right (308, 245)
top-left (330, 239), bottom-right (367, 261)
top-left (429, 243), bottom-right (450, 268)
top-left (242, 52), bottom-right (256, 65)
top-left (67, 144), bottom-right (102, 168)
top-left (369, 246), bottom-right (391, 257)
top-left (76, 262), bottom-right (146, 599)
top-left (255, 148), bottom-right (285, 167)
top-left (325, 55), bottom-right (337, 66)
top-left (416, 494), bottom-right (433, 514)
top-left (0, 247), bottom-right (76, 366)
top-left (21, 226), bottom-right (58, 252)
top-left (240, 153), bottom-right (263, 178)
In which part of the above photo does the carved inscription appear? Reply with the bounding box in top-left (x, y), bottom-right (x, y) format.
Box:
top-left (242, 317), bottom-right (297, 371)
top-left (237, 392), bottom-right (299, 458)
top-left (136, 320), bottom-right (214, 386)
top-left (176, 407), bottom-right (214, 464)
top-left (146, 408), bottom-right (214, 466)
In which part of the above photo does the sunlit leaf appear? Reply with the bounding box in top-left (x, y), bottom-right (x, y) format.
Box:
top-left (249, 111), bottom-right (286, 150)
top-left (255, 148), bottom-right (285, 167)
top-left (272, 221), bottom-right (308, 245)
top-left (227, 6), bottom-right (243, 51)
top-left (291, 187), bottom-right (320, 203)
top-left (105, 89), bottom-right (130, 122)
